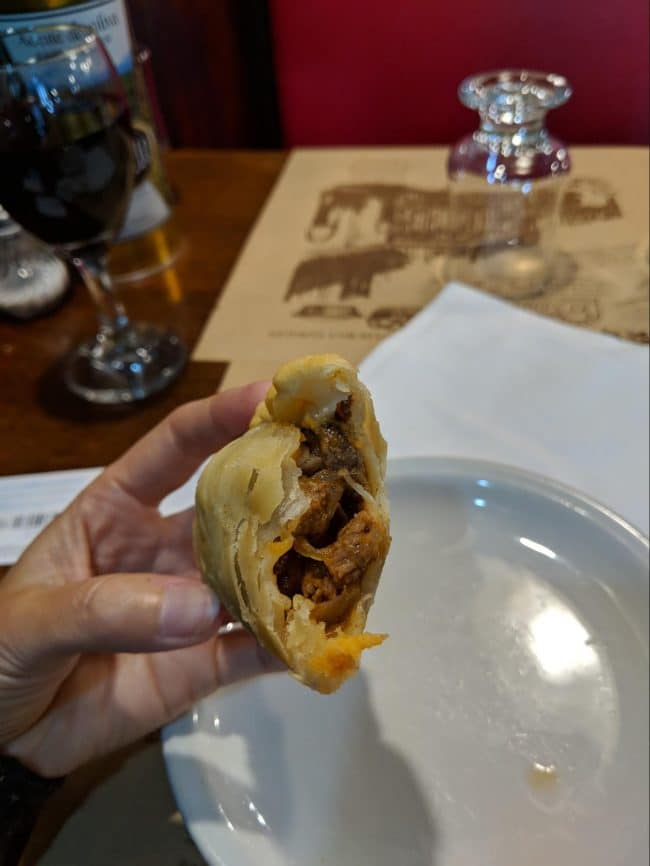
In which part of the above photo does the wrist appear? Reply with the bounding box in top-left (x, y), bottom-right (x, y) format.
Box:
top-left (0, 754), bottom-right (65, 866)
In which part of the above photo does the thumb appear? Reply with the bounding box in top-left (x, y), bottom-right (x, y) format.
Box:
top-left (2, 575), bottom-right (221, 665)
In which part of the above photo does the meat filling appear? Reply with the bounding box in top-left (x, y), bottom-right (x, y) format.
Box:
top-left (294, 470), bottom-right (346, 538)
top-left (274, 397), bottom-right (384, 625)
top-left (315, 511), bottom-right (382, 587)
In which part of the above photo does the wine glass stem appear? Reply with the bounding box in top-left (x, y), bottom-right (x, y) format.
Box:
top-left (71, 252), bottom-right (130, 336)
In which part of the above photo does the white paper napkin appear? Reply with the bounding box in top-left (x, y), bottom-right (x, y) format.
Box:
top-left (360, 283), bottom-right (649, 535)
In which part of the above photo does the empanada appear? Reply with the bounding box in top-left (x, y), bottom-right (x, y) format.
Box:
top-left (194, 354), bottom-right (391, 693)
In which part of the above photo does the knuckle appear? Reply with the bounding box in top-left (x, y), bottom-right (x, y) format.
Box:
top-left (166, 404), bottom-right (192, 447)
top-left (70, 578), bottom-right (108, 635)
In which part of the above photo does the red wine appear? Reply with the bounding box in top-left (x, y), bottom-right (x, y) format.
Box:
top-left (0, 106), bottom-right (134, 250)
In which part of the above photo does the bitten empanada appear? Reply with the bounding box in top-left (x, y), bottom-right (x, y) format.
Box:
top-left (194, 354), bottom-right (390, 693)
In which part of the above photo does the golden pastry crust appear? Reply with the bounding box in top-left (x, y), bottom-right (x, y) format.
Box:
top-left (194, 354), bottom-right (390, 693)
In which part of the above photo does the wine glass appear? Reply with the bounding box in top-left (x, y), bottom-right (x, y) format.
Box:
top-left (445, 70), bottom-right (572, 300)
top-left (0, 24), bottom-right (186, 404)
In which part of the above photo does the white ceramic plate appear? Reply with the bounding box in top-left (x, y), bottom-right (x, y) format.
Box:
top-left (163, 458), bottom-right (649, 866)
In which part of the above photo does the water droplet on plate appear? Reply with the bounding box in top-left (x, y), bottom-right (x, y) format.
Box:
top-left (529, 760), bottom-right (558, 787)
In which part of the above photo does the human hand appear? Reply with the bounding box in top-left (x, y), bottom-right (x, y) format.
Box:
top-left (0, 382), bottom-right (277, 777)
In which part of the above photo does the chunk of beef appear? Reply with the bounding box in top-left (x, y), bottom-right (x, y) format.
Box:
top-left (301, 561), bottom-right (337, 603)
top-left (296, 470), bottom-right (346, 538)
top-left (317, 423), bottom-right (366, 483)
top-left (320, 511), bottom-right (384, 588)
top-left (295, 428), bottom-right (323, 476)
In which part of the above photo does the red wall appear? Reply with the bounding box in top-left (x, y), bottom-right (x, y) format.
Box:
top-left (270, 0), bottom-right (649, 146)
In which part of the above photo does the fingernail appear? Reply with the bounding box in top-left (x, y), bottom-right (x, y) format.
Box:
top-left (159, 582), bottom-right (220, 639)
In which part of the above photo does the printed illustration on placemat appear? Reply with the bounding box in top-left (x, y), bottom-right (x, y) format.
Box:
top-left (281, 175), bottom-right (644, 339)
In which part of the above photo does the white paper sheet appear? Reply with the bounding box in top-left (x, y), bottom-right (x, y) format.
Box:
top-left (0, 465), bottom-right (203, 566)
top-left (360, 283), bottom-right (650, 535)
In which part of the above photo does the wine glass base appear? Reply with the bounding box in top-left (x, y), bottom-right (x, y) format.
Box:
top-left (63, 323), bottom-right (187, 404)
top-left (444, 245), bottom-right (556, 301)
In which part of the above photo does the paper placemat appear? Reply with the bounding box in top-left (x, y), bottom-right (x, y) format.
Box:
top-left (192, 147), bottom-right (649, 389)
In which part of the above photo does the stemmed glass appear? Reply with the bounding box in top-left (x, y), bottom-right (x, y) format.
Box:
top-left (0, 24), bottom-right (186, 403)
top-left (445, 70), bottom-right (572, 300)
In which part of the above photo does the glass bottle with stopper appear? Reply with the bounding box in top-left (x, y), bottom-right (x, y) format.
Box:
top-left (445, 69), bottom-right (572, 300)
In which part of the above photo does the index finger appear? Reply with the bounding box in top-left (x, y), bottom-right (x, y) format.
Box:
top-left (100, 381), bottom-right (270, 507)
